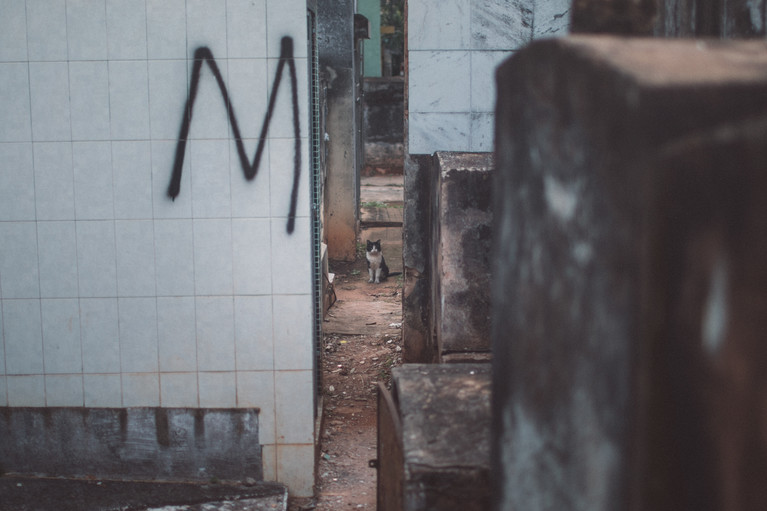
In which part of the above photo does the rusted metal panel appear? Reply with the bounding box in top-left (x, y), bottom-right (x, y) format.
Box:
top-left (377, 382), bottom-right (404, 511)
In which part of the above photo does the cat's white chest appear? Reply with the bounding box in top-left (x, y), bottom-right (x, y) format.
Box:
top-left (366, 251), bottom-right (382, 269)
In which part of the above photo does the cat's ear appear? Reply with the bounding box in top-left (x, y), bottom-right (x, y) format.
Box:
top-left (376, 239), bottom-right (381, 244)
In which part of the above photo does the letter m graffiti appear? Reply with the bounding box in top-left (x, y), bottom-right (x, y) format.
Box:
top-left (167, 37), bottom-right (302, 234)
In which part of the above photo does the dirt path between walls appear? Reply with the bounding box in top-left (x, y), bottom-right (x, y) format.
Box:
top-left (289, 259), bottom-right (403, 511)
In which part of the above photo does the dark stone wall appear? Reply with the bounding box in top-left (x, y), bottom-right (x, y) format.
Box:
top-left (574, 0), bottom-right (767, 38)
top-left (363, 77), bottom-right (404, 175)
top-left (492, 36), bottom-right (767, 510)
top-left (0, 408), bottom-right (261, 482)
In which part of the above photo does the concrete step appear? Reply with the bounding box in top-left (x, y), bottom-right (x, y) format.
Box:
top-left (360, 205), bottom-right (403, 227)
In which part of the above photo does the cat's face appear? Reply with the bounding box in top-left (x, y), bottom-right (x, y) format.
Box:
top-left (366, 239), bottom-right (381, 253)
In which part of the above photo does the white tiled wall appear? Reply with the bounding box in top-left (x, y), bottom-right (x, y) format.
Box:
top-left (408, 0), bottom-right (570, 154)
top-left (0, 0), bottom-right (314, 497)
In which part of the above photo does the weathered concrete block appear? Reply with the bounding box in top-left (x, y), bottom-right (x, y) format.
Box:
top-left (403, 154), bottom-right (436, 363)
top-left (0, 408), bottom-right (261, 482)
top-left (493, 36), bottom-right (767, 511)
top-left (432, 152), bottom-right (493, 362)
top-left (377, 364), bottom-right (491, 511)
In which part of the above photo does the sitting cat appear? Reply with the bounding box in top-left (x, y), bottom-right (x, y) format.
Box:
top-left (366, 239), bottom-right (389, 283)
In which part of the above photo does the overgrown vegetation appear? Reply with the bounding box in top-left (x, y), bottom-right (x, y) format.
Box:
top-left (381, 0), bottom-right (404, 75)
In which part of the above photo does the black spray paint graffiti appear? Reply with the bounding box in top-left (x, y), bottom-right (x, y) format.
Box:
top-left (168, 37), bottom-right (301, 234)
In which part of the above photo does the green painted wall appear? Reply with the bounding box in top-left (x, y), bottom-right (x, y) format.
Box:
top-left (358, 0), bottom-right (382, 76)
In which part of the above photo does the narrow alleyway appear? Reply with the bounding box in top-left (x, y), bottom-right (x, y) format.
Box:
top-left (290, 175), bottom-right (404, 510)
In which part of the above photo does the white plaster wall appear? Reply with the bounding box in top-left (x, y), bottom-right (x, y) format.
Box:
top-left (0, 0), bottom-right (314, 496)
top-left (407, 0), bottom-right (570, 154)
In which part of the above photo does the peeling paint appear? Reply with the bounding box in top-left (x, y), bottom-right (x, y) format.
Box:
top-left (748, 0), bottom-right (764, 32)
top-left (544, 175), bottom-right (579, 223)
top-left (702, 256), bottom-right (729, 356)
top-left (573, 241), bottom-right (593, 266)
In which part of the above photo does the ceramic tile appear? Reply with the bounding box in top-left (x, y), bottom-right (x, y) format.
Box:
top-left (115, 220), bottom-right (157, 297)
top-left (262, 444), bottom-right (277, 481)
top-left (106, 0), bottom-right (148, 59)
top-left (231, 139), bottom-right (271, 218)
top-left (0, 63), bottom-right (32, 142)
top-left (76, 221), bottom-right (117, 297)
top-left (69, 62), bottom-right (111, 141)
top-left (147, 0), bottom-right (187, 59)
top-left (471, 0), bottom-right (532, 50)
top-left (264, 57), bottom-right (308, 139)
top-left (226, 59), bottom-right (269, 140)
top-left (186, 59), bottom-right (230, 140)
top-left (109, 61), bottom-right (150, 140)
top-left (198, 371), bottom-right (236, 407)
top-left (268, 138), bottom-right (310, 223)
top-left (187, 0), bottom-right (228, 60)
top-left (41, 299), bottom-right (82, 373)
top-left (157, 297), bottom-right (197, 372)
top-left (26, 0), bottom-right (67, 61)
top-left (193, 219), bottom-right (233, 296)
top-left (471, 112), bottom-right (495, 152)
top-left (270, 218), bottom-right (311, 296)
top-left (154, 219), bottom-right (195, 297)
top-left (234, 296), bottom-right (273, 371)
top-left (533, 0), bottom-right (571, 38)
top-left (83, 373), bottom-right (122, 406)
top-left (34, 142), bottom-right (75, 220)
top-left (113, 141), bottom-right (153, 219)
top-left (122, 372), bottom-right (160, 406)
top-left (471, 51), bottom-right (512, 113)
top-left (80, 298), bottom-right (121, 373)
top-left (226, 0), bottom-right (268, 59)
top-left (149, 60), bottom-right (188, 140)
top-left (276, 444), bottom-right (314, 497)
top-left (266, 0), bottom-right (307, 59)
top-left (0, 1), bottom-right (28, 61)
top-left (236, 371), bottom-right (275, 422)
top-left (3, 299), bottom-right (43, 374)
top-left (408, 112), bottom-right (472, 155)
top-left (152, 140), bottom-right (193, 219)
top-left (66, 0), bottom-right (108, 61)
top-left (0, 222), bottom-right (40, 298)
top-left (195, 296), bottom-right (235, 371)
top-left (408, 0), bottom-right (471, 50)
top-left (191, 139), bottom-right (232, 218)
top-left (232, 219), bottom-right (272, 296)
top-left (409, 51), bottom-right (471, 113)
top-left (29, 62), bottom-right (71, 141)
top-left (274, 370), bottom-right (314, 444)
top-left (7, 375), bottom-right (45, 406)
top-left (45, 374), bottom-right (84, 406)
top-left (73, 141), bottom-right (114, 219)
top-left (160, 372), bottom-right (199, 407)
top-left (119, 297), bottom-right (159, 373)
top-left (0, 144), bottom-right (34, 221)
top-left (272, 294), bottom-right (313, 370)
top-left (37, 221), bottom-right (78, 298)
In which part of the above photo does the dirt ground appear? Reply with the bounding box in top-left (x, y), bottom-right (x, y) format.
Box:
top-left (289, 257), bottom-right (403, 511)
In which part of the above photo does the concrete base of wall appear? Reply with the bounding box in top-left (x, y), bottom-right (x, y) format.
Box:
top-left (0, 407), bottom-right (262, 482)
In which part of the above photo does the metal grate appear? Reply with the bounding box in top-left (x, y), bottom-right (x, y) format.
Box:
top-left (308, 7), bottom-right (323, 413)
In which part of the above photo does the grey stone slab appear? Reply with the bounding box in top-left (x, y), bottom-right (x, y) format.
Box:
top-left (432, 152), bottom-right (493, 359)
